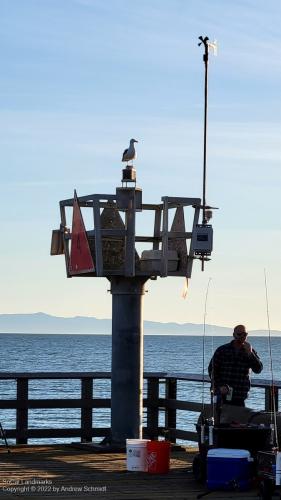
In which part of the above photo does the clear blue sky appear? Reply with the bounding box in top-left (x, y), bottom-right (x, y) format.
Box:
top-left (1, 0), bottom-right (280, 330)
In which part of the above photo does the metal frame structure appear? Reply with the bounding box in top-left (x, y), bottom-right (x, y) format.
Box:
top-left (53, 190), bottom-right (202, 280)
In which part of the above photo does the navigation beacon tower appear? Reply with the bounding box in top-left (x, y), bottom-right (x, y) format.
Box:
top-left (51, 157), bottom-right (214, 445)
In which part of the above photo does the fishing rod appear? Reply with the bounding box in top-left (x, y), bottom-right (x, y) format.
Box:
top-left (200, 277), bottom-right (214, 447)
top-left (201, 277), bottom-right (212, 412)
top-left (263, 268), bottom-right (281, 491)
top-left (0, 421), bottom-right (11, 453)
top-left (264, 269), bottom-right (279, 451)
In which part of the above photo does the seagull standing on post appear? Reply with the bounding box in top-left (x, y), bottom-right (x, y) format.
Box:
top-left (122, 138), bottom-right (138, 166)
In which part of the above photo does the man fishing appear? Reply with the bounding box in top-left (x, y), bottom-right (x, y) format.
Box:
top-left (208, 324), bottom-right (263, 407)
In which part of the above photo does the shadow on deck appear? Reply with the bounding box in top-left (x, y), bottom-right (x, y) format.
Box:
top-left (0, 445), bottom-right (259, 499)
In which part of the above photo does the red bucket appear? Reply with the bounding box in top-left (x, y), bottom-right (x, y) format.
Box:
top-left (147, 440), bottom-right (171, 474)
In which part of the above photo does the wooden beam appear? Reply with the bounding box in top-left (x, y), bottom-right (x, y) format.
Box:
top-left (161, 197), bottom-right (169, 277)
top-left (93, 199), bottom-right (103, 276)
top-left (0, 398), bottom-right (111, 409)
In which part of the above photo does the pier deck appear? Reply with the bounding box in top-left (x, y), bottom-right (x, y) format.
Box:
top-left (0, 445), bottom-right (258, 499)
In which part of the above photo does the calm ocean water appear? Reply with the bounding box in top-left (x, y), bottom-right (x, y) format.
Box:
top-left (0, 334), bottom-right (280, 444)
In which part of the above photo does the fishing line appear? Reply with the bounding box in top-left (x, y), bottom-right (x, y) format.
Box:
top-left (201, 277), bottom-right (212, 412)
top-left (209, 322), bottom-right (216, 421)
top-left (264, 268), bottom-right (279, 450)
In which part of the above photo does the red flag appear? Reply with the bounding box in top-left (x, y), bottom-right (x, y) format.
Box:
top-left (69, 190), bottom-right (95, 275)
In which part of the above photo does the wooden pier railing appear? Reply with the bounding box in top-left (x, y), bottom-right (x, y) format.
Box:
top-left (0, 372), bottom-right (279, 444)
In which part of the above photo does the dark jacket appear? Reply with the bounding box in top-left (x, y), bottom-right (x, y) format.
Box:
top-left (208, 341), bottom-right (263, 401)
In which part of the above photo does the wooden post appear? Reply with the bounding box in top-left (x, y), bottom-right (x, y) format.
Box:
top-left (165, 378), bottom-right (177, 442)
top-left (16, 378), bottom-right (28, 444)
top-left (165, 378), bottom-right (177, 441)
top-left (124, 190), bottom-right (136, 277)
top-left (146, 377), bottom-right (159, 439)
top-left (161, 197), bottom-right (169, 277)
top-left (81, 378), bottom-right (93, 442)
top-left (153, 208), bottom-right (162, 250)
top-left (93, 196), bottom-right (103, 276)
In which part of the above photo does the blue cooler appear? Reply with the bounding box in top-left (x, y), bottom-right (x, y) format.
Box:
top-left (207, 448), bottom-right (252, 491)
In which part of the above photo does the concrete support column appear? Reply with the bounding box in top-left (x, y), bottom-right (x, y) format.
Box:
top-left (110, 276), bottom-right (147, 444)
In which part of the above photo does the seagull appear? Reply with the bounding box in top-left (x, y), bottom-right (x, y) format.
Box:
top-left (122, 138), bottom-right (138, 165)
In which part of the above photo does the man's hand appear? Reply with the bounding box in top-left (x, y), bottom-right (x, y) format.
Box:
top-left (243, 341), bottom-right (252, 354)
top-left (219, 385), bottom-right (229, 395)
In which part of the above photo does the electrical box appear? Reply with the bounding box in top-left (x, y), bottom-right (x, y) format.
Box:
top-left (191, 224), bottom-right (213, 255)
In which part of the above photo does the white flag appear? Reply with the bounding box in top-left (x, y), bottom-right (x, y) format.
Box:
top-left (208, 40), bottom-right (218, 56)
top-left (181, 278), bottom-right (189, 299)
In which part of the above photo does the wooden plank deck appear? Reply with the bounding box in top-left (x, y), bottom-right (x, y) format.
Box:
top-left (0, 445), bottom-right (259, 499)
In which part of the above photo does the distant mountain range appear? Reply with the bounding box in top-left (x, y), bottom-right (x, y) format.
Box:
top-left (0, 313), bottom-right (280, 336)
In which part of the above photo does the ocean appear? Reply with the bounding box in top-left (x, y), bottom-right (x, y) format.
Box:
top-left (0, 334), bottom-right (280, 444)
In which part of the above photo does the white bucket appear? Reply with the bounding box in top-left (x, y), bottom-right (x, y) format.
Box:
top-left (126, 439), bottom-right (150, 472)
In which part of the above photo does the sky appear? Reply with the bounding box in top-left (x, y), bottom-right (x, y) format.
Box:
top-left (0, 0), bottom-right (281, 331)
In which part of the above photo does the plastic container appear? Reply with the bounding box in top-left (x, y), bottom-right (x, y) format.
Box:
top-left (126, 439), bottom-right (150, 472)
top-left (147, 440), bottom-right (171, 474)
top-left (207, 448), bottom-right (252, 491)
